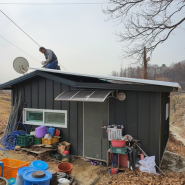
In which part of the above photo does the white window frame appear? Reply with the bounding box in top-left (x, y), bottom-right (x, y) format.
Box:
top-left (23, 108), bottom-right (67, 128)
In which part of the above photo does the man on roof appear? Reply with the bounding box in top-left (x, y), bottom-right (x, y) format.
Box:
top-left (39, 47), bottom-right (59, 70)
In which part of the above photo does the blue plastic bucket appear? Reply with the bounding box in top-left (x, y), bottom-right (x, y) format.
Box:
top-left (48, 127), bottom-right (55, 136)
top-left (30, 160), bottom-right (49, 170)
top-left (23, 171), bottom-right (52, 185)
top-left (16, 167), bottom-right (36, 185)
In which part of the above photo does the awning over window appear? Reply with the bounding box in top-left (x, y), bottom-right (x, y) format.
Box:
top-left (55, 90), bottom-right (113, 102)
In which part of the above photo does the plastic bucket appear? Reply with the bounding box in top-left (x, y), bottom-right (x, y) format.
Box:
top-left (23, 171), bottom-right (52, 185)
top-left (35, 126), bottom-right (47, 138)
top-left (57, 162), bottom-right (73, 174)
top-left (0, 177), bottom-right (8, 185)
top-left (111, 140), bottom-right (126, 147)
top-left (58, 178), bottom-right (70, 185)
top-left (30, 161), bottom-right (48, 170)
top-left (16, 167), bottom-right (36, 185)
top-left (54, 129), bottom-right (60, 136)
top-left (48, 127), bottom-right (55, 136)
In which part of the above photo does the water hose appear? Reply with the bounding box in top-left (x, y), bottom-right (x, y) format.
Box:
top-left (0, 122), bottom-right (27, 157)
top-left (0, 148), bottom-right (9, 158)
top-left (13, 122), bottom-right (27, 134)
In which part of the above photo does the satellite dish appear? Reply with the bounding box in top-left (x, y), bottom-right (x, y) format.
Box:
top-left (117, 92), bottom-right (126, 101)
top-left (13, 57), bottom-right (29, 74)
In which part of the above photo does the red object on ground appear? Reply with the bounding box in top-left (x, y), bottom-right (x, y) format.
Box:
top-left (111, 140), bottom-right (126, 147)
top-left (58, 162), bottom-right (73, 174)
top-left (63, 151), bottom-right (69, 155)
top-left (138, 153), bottom-right (145, 160)
top-left (109, 167), bottom-right (118, 174)
top-left (54, 129), bottom-right (60, 136)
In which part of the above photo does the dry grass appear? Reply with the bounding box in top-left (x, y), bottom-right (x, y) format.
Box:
top-left (166, 132), bottom-right (185, 157)
top-left (0, 91), bottom-right (11, 136)
top-left (170, 93), bottom-right (185, 138)
top-left (97, 168), bottom-right (185, 185)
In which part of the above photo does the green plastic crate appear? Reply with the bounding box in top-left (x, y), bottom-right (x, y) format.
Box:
top-left (110, 146), bottom-right (127, 154)
top-left (34, 137), bottom-right (42, 145)
top-left (17, 135), bottom-right (34, 147)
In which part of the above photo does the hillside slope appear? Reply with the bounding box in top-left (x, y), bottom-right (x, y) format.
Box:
top-left (0, 91), bottom-right (11, 136)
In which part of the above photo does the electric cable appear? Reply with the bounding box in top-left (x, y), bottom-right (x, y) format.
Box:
top-left (0, 10), bottom-right (40, 46)
top-left (0, 34), bottom-right (68, 71)
top-left (0, 3), bottom-right (108, 5)
top-left (58, 62), bottom-right (67, 71)
top-left (0, 34), bottom-right (40, 61)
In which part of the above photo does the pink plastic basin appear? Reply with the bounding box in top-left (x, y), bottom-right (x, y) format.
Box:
top-left (111, 140), bottom-right (126, 147)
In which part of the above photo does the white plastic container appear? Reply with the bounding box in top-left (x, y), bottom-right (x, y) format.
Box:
top-left (30, 131), bottom-right (36, 136)
top-left (58, 178), bottom-right (70, 185)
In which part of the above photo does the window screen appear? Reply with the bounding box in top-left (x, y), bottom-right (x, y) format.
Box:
top-left (45, 112), bottom-right (66, 125)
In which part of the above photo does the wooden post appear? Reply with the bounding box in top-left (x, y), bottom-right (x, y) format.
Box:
top-left (142, 47), bottom-right (148, 79)
top-left (184, 114), bottom-right (185, 127)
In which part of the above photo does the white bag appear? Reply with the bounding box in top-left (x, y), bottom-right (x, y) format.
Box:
top-left (139, 156), bottom-right (158, 174)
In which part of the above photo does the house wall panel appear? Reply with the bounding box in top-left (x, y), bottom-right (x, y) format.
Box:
top-left (60, 84), bottom-right (70, 142)
top-left (25, 83), bottom-right (32, 108)
top-left (46, 79), bottom-right (54, 109)
top-left (39, 77), bottom-right (46, 109)
top-left (32, 78), bottom-right (39, 109)
top-left (138, 92), bottom-right (150, 155)
top-left (126, 91), bottom-right (138, 138)
top-left (109, 98), bottom-right (116, 125)
top-left (54, 81), bottom-right (62, 110)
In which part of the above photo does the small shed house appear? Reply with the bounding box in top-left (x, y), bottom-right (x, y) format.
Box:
top-left (0, 68), bottom-right (180, 166)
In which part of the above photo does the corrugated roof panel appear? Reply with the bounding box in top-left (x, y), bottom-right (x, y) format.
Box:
top-left (29, 67), bottom-right (181, 90)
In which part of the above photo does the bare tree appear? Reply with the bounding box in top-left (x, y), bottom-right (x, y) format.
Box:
top-left (170, 95), bottom-right (182, 113)
top-left (104, 0), bottom-right (185, 63)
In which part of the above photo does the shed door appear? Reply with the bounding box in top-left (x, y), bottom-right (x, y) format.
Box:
top-left (84, 99), bottom-right (109, 161)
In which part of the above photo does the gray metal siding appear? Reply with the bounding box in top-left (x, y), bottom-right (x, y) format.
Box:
top-left (13, 76), bottom-right (83, 156)
top-left (109, 91), bottom-right (162, 166)
top-left (39, 77), bottom-right (46, 109)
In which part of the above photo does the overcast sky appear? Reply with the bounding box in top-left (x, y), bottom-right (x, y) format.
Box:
top-left (0, 0), bottom-right (185, 84)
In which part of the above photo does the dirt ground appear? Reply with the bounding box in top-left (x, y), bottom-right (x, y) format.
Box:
top-left (0, 148), bottom-right (106, 185)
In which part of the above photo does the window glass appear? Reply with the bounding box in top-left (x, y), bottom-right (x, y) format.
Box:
top-left (26, 111), bottom-right (43, 122)
top-left (45, 112), bottom-right (65, 125)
